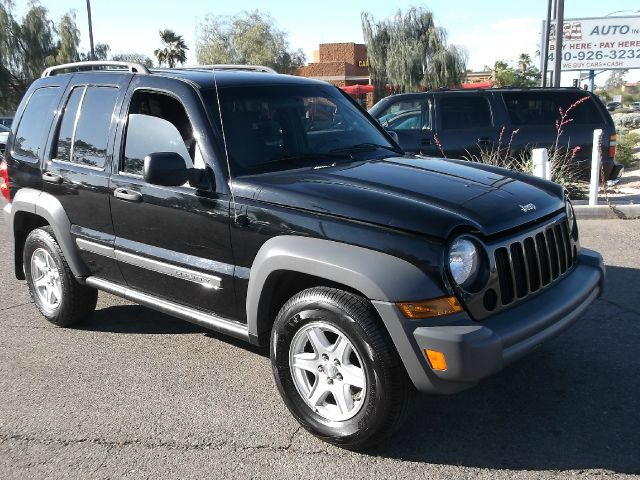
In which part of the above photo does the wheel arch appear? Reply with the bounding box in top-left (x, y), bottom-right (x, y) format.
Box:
top-left (10, 188), bottom-right (89, 280)
top-left (246, 235), bottom-right (443, 344)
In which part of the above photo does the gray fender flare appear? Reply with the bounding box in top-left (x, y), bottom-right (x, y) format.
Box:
top-left (246, 235), bottom-right (442, 340)
top-left (10, 188), bottom-right (89, 278)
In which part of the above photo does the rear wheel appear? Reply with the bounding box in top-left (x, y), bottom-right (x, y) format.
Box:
top-left (24, 226), bottom-right (97, 327)
top-left (271, 287), bottom-right (414, 450)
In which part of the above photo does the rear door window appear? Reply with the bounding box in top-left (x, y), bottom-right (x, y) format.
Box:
top-left (439, 96), bottom-right (492, 130)
top-left (54, 86), bottom-right (119, 169)
top-left (14, 87), bottom-right (60, 161)
top-left (503, 92), bottom-right (602, 126)
top-left (55, 87), bottom-right (84, 162)
top-left (375, 99), bottom-right (430, 130)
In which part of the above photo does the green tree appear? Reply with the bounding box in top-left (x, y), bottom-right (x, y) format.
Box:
top-left (112, 52), bottom-right (154, 68)
top-left (52, 11), bottom-right (80, 64)
top-left (0, 1), bottom-right (80, 112)
top-left (605, 70), bottom-right (627, 89)
top-left (80, 42), bottom-right (110, 61)
top-left (154, 29), bottom-right (188, 68)
top-left (489, 58), bottom-right (540, 87)
top-left (361, 7), bottom-right (466, 99)
top-left (195, 10), bottom-right (306, 74)
top-left (518, 53), bottom-right (531, 73)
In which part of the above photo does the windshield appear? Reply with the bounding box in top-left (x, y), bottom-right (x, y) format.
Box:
top-left (204, 84), bottom-right (399, 175)
top-left (0, 124), bottom-right (9, 133)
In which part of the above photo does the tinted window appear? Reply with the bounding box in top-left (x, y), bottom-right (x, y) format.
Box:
top-left (440, 96), bottom-right (492, 130)
top-left (376, 99), bottom-right (430, 130)
top-left (122, 91), bottom-right (201, 177)
top-left (71, 87), bottom-right (118, 168)
top-left (204, 84), bottom-right (395, 175)
top-left (14, 87), bottom-right (60, 160)
top-left (55, 87), bottom-right (84, 162)
top-left (503, 92), bottom-right (602, 126)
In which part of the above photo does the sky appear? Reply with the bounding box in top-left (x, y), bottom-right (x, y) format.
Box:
top-left (14, 0), bottom-right (640, 85)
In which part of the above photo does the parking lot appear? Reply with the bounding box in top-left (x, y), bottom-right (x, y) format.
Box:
top-left (0, 218), bottom-right (639, 479)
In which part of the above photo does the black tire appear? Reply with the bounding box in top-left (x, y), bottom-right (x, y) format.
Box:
top-left (23, 226), bottom-right (98, 327)
top-left (270, 287), bottom-right (414, 450)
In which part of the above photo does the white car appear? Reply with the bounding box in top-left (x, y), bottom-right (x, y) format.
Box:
top-left (0, 124), bottom-right (9, 155)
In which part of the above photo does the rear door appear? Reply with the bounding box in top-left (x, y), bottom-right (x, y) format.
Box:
top-left (433, 92), bottom-right (497, 159)
top-left (370, 95), bottom-right (436, 154)
top-left (109, 75), bottom-right (237, 318)
top-left (42, 73), bottom-right (130, 283)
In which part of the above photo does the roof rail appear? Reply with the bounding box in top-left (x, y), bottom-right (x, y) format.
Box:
top-left (180, 64), bottom-right (277, 74)
top-left (41, 61), bottom-right (150, 78)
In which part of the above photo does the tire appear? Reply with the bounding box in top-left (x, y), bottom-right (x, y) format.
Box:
top-left (270, 287), bottom-right (414, 450)
top-left (23, 226), bottom-right (98, 327)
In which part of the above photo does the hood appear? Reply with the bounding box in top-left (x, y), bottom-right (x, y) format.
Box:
top-left (234, 156), bottom-right (566, 239)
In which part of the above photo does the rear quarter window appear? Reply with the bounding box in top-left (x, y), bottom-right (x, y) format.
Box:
top-left (13, 87), bottom-right (60, 161)
top-left (503, 92), bottom-right (603, 126)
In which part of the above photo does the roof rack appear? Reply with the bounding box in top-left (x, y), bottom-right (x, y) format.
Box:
top-left (179, 64), bottom-right (277, 74)
top-left (42, 61), bottom-right (150, 78)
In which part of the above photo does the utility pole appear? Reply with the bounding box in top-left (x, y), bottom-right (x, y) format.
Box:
top-left (86, 0), bottom-right (95, 61)
top-left (552, 0), bottom-right (564, 87)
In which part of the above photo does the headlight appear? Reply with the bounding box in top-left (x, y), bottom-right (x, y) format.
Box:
top-left (448, 238), bottom-right (479, 287)
top-left (566, 199), bottom-right (575, 233)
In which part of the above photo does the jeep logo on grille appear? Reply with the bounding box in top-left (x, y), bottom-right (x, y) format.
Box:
top-left (520, 203), bottom-right (537, 212)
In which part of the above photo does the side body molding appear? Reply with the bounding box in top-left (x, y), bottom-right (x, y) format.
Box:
top-left (246, 235), bottom-right (443, 341)
top-left (10, 188), bottom-right (89, 278)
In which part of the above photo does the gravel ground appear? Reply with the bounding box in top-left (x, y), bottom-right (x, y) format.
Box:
top-left (0, 218), bottom-right (639, 479)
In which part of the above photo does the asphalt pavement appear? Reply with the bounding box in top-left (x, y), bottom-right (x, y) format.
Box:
top-left (1, 218), bottom-right (639, 479)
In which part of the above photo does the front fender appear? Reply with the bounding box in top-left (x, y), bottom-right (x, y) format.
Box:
top-left (246, 235), bottom-right (443, 339)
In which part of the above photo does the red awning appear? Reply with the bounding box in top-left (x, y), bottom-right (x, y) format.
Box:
top-left (461, 81), bottom-right (493, 89)
top-left (340, 84), bottom-right (375, 95)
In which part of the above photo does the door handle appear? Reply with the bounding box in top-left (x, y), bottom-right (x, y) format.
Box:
top-left (420, 138), bottom-right (432, 145)
top-left (477, 137), bottom-right (492, 145)
top-left (42, 171), bottom-right (63, 184)
top-left (114, 187), bottom-right (143, 202)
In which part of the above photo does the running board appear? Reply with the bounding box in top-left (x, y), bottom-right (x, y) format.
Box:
top-left (85, 277), bottom-right (250, 342)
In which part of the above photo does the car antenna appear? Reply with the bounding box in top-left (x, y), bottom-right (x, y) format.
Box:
top-left (211, 65), bottom-right (240, 222)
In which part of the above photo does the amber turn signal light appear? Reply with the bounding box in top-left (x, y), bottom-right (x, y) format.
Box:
top-left (396, 296), bottom-right (463, 319)
top-left (425, 349), bottom-right (447, 371)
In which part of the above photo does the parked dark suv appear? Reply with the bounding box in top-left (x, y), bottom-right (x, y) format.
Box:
top-left (369, 88), bottom-right (621, 179)
top-left (1, 62), bottom-right (604, 450)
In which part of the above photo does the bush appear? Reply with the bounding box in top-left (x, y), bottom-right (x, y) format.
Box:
top-left (613, 112), bottom-right (640, 129)
top-left (615, 132), bottom-right (640, 167)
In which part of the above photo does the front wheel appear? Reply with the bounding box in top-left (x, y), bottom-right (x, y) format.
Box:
top-left (270, 287), bottom-right (414, 450)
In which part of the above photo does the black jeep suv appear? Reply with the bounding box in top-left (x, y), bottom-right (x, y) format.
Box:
top-left (0, 61), bottom-right (604, 450)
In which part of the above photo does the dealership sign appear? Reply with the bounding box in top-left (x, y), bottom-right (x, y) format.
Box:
top-left (543, 16), bottom-right (640, 71)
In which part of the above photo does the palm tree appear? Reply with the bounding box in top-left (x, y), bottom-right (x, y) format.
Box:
top-left (518, 53), bottom-right (531, 74)
top-left (154, 29), bottom-right (188, 68)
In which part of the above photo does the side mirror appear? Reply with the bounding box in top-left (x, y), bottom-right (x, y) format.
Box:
top-left (143, 152), bottom-right (192, 187)
top-left (386, 129), bottom-right (399, 144)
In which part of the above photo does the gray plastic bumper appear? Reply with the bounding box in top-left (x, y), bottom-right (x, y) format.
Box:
top-left (372, 248), bottom-right (605, 394)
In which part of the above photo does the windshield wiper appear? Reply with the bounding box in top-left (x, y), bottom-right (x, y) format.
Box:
top-left (329, 143), bottom-right (404, 156)
top-left (256, 152), bottom-right (354, 169)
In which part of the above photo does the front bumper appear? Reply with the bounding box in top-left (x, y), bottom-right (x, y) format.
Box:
top-left (372, 248), bottom-right (605, 394)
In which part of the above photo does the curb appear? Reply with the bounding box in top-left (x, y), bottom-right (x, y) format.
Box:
top-left (574, 204), bottom-right (640, 220)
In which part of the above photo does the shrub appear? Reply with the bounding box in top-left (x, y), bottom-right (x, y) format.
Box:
top-left (613, 112), bottom-right (640, 129)
top-left (615, 132), bottom-right (640, 167)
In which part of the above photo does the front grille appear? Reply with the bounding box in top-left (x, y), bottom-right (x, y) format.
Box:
top-left (493, 219), bottom-right (575, 306)
top-left (459, 214), bottom-right (579, 321)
